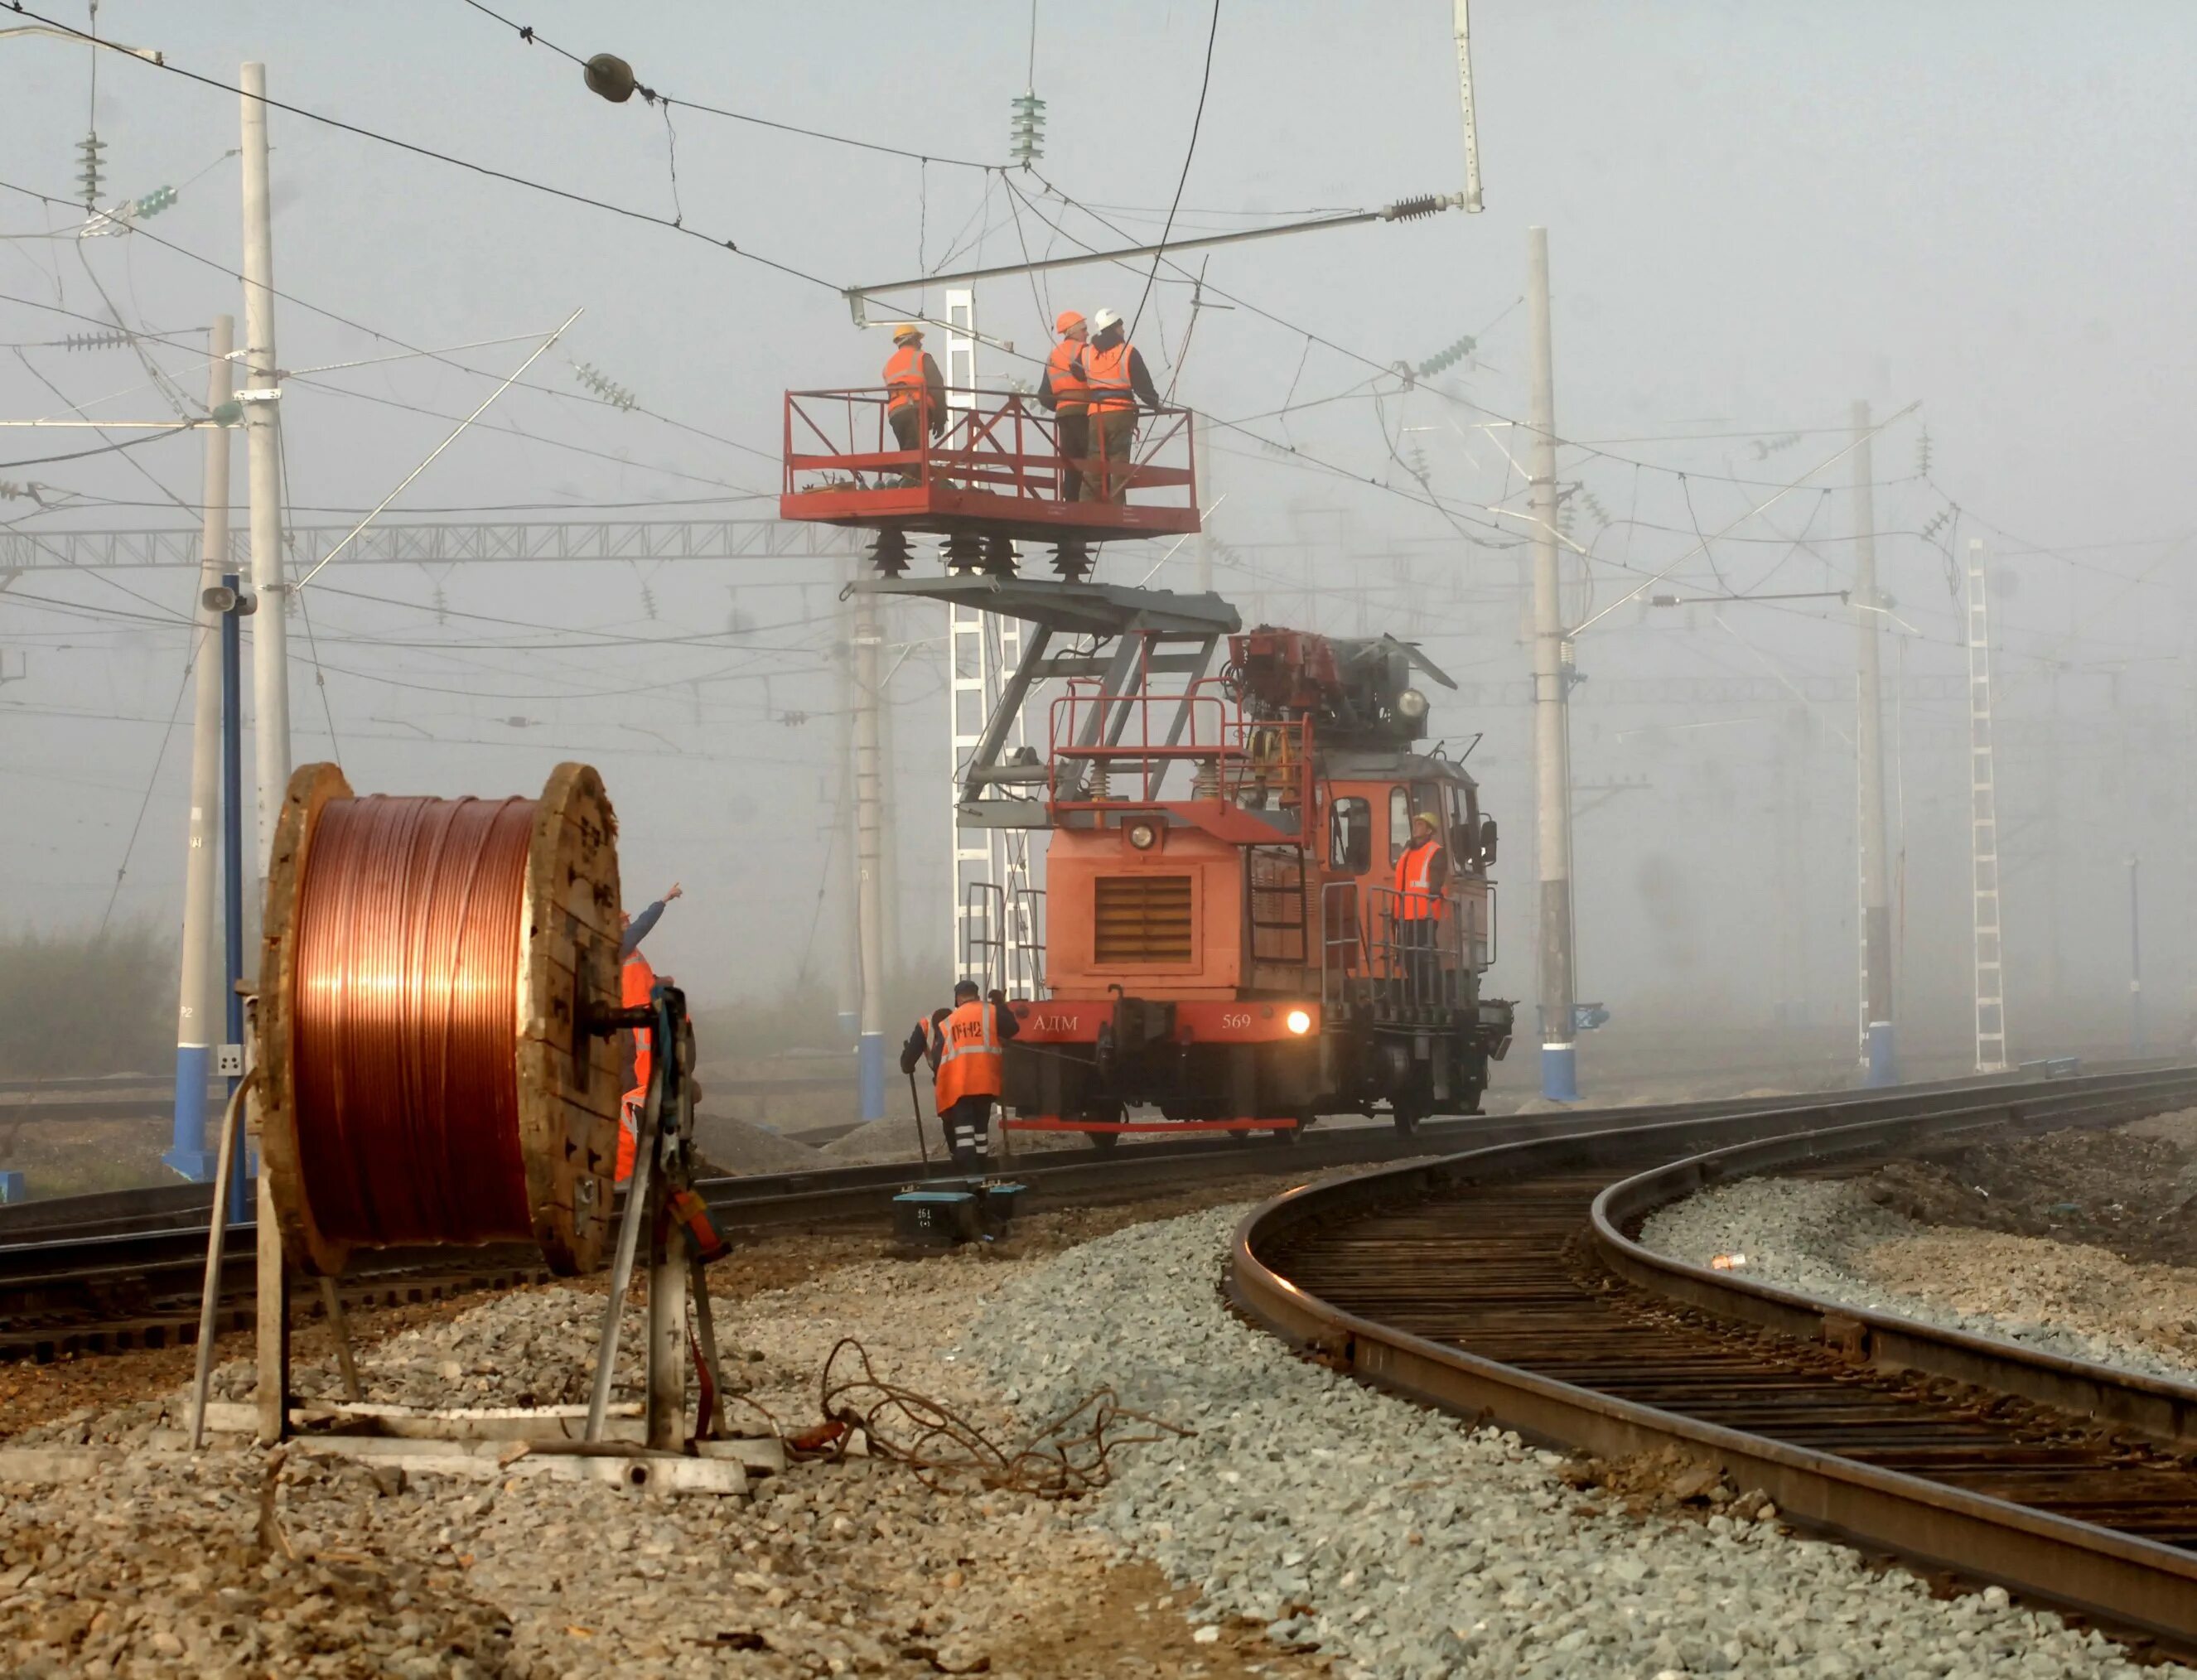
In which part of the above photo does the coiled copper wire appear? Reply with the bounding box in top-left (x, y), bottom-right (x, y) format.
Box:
top-left (290, 794), bottom-right (538, 1246)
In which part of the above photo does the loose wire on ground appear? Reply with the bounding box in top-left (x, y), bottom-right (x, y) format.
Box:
top-left (800, 1336), bottom-right (1191, 1498)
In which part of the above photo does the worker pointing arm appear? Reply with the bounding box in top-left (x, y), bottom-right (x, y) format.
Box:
top-left (619, 880), bottom-right (683, 958)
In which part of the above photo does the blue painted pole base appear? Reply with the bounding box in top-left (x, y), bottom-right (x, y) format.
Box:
top-left (1541, 1041), bottom-right (1578, 1103)
top-left (164, 1044), bottom-right (215, 1182)
top-left (1864, 1021), bottom-right (1898, 1088)
top-left (857, 1031), bottom-right (886, 1124)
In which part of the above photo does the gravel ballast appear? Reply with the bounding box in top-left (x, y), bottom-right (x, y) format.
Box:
top-left (1640, 1175), bottom-right (2197, 1383)
top-left (966, 1204), bottom-right (2185, 1680)
top-left (0, 1195), bottom-right (1318, 1678)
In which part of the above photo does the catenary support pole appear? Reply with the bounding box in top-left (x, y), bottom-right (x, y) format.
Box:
top-left (241, 62), bottom-right (289, 875)
top-left (1852, 399), bottom-right (1895, 1085)
top-left (1525, 227), bottom-right (1577, 1102)
top-left (220, 570), bottom-right (248, 1227)
top-left (167, 314), bottom-right (234, 1180)
top-left (1194, 418), bottom-right (1214, 594)
top-left (853, 582), bottom-right (888, 1123)
top-left (1965, 538), bottom-right (2008, 1073)
top-left (2129, 855), bottom-right (2144, 1057)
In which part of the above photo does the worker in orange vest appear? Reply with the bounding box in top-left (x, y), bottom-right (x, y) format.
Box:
top-left (899, 979), bottom-right (1021, 1169)
top-left (1393, 811), bottom-right (1451, 1005)
top-left (1036, 310), bottom-right (1091, 501)
top-left (617, 881), bottom-right (683, 1184)
top-left (883, 322), bottom-right (947, 485)
top-left (1074, 307), bottom-right (1160, 503)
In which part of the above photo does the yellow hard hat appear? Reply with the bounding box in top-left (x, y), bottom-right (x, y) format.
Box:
top-left (892, 322), bottom-right (923, 343)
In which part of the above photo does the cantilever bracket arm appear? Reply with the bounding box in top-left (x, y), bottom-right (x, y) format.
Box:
top-left (959, 625), bottom-right (1055, 807)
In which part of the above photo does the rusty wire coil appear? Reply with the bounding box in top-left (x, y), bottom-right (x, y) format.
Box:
top-left (257, 763), bottom-right (625, 1277)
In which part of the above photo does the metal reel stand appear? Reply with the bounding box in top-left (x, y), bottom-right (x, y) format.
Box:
top-left (196, 987), bottom-right (764, 1497)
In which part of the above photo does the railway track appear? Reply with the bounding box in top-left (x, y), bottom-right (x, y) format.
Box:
top-left (0, 1071), bottom-right (2095, 1366)
top-left (1230, 1065), bottom-right (2197, 1657)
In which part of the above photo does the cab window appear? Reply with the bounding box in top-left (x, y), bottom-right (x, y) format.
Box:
top-left (1330, 797), bottom-right (1373, 873)
top-left (1391, 785), bottom-right (1451, 863)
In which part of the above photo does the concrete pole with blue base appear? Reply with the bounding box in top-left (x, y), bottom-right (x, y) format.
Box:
top-left (1852, 402), bottom-right (1897, 1087)
top-left (167, 315), bottom-right (235, 1181)
top-left (1525, 228), bottom-right (1580, 1103)
top-left (852, 582), bottom-right (888, 1123)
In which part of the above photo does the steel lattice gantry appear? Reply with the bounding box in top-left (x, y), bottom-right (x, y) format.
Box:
top-left (0, 519), bottom-right (859, 572)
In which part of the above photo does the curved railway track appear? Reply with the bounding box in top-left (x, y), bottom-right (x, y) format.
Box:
top-left (1230, 1065), bottom-right (2197, 1657)
top-left (0, 1072), bottom-right (2099, 1366)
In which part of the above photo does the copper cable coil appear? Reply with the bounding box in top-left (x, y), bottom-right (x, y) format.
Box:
top-left (290, 793), bottom-right (538, 1247)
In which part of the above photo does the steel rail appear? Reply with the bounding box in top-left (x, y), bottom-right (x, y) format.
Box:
top-left (0, 1069), bottom-right (2150, 1366)
top-left (0, 1064), bottom-right (2108, 1249)
top-left (1229, 1067), bottom-right (2197, 1657)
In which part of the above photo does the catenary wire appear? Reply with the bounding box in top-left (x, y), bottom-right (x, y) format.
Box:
top-left (452, 0), bottom-right (997, 171)
top-left (3, 8), bottom-right (847, 292)
top-left (1127, 0), bottom-right (1221, 341)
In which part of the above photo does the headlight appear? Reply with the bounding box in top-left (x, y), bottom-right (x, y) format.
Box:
top-left (1127, 821), bottom-right (1158, 851)
top-left (1396, 688), bottom-right (1428, 721)
top-left (1285, 1008), bottom-right (1312, 1035)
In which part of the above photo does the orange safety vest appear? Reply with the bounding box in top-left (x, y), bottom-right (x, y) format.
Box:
top-left (930, 998), bottom-right (1003, 1108)
top-left (884, 344), bottom-right (930, 414)
top-left (1082, 340), bottom-right (1138, 413)
top-left (1046, 338), bottom-right (1089, 410)
top-left (1394, 836), bottom-right (1448, 922)
top-left (617, 951), bottom-right (656, 1183)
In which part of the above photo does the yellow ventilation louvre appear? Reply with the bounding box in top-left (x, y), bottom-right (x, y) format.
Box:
top-left (1093, 874), bottom-right (1193, 965)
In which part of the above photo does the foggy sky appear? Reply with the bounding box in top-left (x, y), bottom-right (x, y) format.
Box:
top-left (2, 2), bottom-right (2192, 1056)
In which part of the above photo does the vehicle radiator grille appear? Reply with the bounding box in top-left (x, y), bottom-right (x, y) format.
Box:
top-left (1093, 874), bottom-right (1194, 964)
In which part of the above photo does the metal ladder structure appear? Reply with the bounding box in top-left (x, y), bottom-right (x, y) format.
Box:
top-left (939, 290), bottom-right (1037, 996)
top-left (1966, 538), bottom-right (2008, 1072)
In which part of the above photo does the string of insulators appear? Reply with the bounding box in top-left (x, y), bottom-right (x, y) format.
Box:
top-left (1416, 333), bottom-right (1476, 379)
top-left (1381, 194), bottom-right (1446, 222)
top-left (1009, 91), bottom-right (1047, 165)
top-left (572, 361), bottom-right (638, 412)
top-left (290, 794), bottom-right (538, 1247)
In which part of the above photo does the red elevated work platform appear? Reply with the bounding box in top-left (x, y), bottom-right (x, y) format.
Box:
top-left (780, 389), bottom-right (1200, 570)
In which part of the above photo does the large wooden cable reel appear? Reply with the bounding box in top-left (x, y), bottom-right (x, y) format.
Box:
top-left (255, 761), bottom-right (625, 1277)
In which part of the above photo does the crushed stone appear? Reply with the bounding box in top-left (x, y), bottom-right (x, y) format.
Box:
top-left (0, 1197), bottom-right (1321, 1677)
top-left (1642, 1123), bottom-right (2197, 1384)
top-left (965, 1204), bottom-right (2181, 1679)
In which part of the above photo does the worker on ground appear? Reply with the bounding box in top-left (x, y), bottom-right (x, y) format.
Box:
top-left (883, 322), bottom-right (947, 485)
top-left (617, 881), bottom-right (683, 1184)
top-left (1393, 811), bottom-right (1451, 1004)
top-left (900, 978), bottom-right (1021, 1170)
top-left (1074, 307), bottom-right (1161, 503)
top-left (1036, 310), bottom-right (1091, 501)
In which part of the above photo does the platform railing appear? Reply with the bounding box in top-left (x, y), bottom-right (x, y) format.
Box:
top-left (1046, 688), bottom-right (1314, 818)
top-left (782, 388), bottom-right (1196, 513)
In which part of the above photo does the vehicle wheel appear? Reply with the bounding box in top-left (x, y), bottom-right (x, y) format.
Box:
top-left (1392, 1104), bottom-right (1422, 1138)
top-left (1089, 1127), bottom-right (1121, 1153)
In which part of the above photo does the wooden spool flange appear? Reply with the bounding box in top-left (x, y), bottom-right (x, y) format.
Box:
top-left (255, 762), bottom-right (625, 1277)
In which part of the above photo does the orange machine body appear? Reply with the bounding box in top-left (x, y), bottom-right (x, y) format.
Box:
top-left (1000, 627), bottom-right (1512, 1140)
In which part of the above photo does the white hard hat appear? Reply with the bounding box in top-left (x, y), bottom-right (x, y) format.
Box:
top-left (1090, 307), bottom-right (1123, 333)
